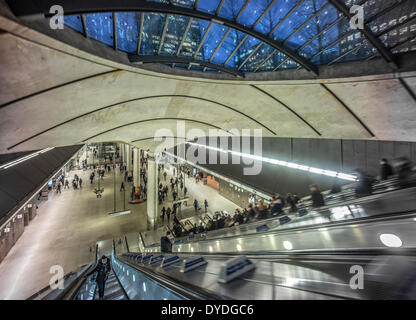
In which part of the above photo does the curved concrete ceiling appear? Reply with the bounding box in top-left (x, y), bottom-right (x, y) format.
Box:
top-left (0, 13), bottom-right (416, 154)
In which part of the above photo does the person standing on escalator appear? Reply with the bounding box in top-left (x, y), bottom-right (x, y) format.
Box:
top-left (87, 255), bottom-right (111, 300)
top-left (161, 231), bottom-right (173, 253)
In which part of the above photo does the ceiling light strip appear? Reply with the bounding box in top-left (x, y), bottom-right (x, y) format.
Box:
top-left (186, 142), bottom-right (356, 181)
top-left (0, 147), bottom-right (55, 170)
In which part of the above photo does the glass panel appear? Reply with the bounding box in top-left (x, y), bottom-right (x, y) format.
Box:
top-left (179, 19), bottom-right (209, 59)
top-left (200, 23), bottom-right (228, 61)
top-left (257, 51), bottom-right (290, 71)
top-left (311, 30), bottom-right (364, 64)
top-left (331, 40), bottom-right (376, 64)
top-left (141, 13), bottom-right (166, 55)
top-left (286, 5), bottom-right (340, 51)
top-left (369, 0), bottom-right (416, 34)
top-left (173, 0), bottom-right (196, 8)
top-left (272, 0), bottom-right (327, 42)
top-left (254, 0), bottom-right (303, 35)
top-left (226, 35), bottom-right (261, 69)
top-left (116, 12), bottom-right (140, 53)
top-left (211, 29), bottom-right (245, 66)
top-left (64, 15), bottom-right (84, 34)
top-left (379, 19), bottom-right (416, 49)
top-left (238, 0), bottom-right (272, 27)
top-left (160, 15), bottom-right (190, 56)
top-left (299, 17), bottom-right (350, 59)
top-left (85, 13), bottom-right (114, 47)
top-left (280, 59), bottom-right (299, 69)
top-left (391, 36), bottom-right (416, 54)
top-left (243, 43), bottom-right (274, 71)
top-left (218, 0), bottom-right (246, 20)
top-left (197, 0), bottom-right (222, 14)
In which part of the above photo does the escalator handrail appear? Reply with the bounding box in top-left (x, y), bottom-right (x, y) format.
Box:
top-left (143, 210), bottom-right (416, 249)
top-left (26, 244), bottom-right (99, 300)
top-left (117, 255), bottom-right (222, 300)
top-left (153, 186), bottom-right (416, 246)
top-left (59, 244), bottom-right (100, 300)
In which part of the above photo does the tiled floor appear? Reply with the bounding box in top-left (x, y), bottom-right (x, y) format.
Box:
top-left (0, 163), bottom-right (240, 299)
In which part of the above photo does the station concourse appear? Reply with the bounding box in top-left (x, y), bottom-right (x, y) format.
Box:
top-left (0, 0), bottom-right (416, 301)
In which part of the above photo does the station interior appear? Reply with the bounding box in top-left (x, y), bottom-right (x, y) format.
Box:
top-left (1, 0), bottom-right (416, 300)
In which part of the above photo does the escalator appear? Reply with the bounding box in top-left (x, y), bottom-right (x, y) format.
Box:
top-left (141, 186), bottom-right (416, 250)
top-left (95, 270), bottom-right (127, 300)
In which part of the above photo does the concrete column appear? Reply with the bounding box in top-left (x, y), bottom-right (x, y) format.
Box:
top-left (120, 144), bottom-right (125, 164)
top-left (133, 147), bottom-right (138, 187)
top-left (147, 155), bottom-right (158, 230)
top-left (126, 145), bottom-right (131, 172)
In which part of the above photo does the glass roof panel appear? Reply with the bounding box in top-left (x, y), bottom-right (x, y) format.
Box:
top-left (344, 0), bottom-right (398, 20)
top-left (173, 0), bottom-right (196, 8)
top-left (200, 23), bottom-right (229, 61)
top-left (197, 0), bottom-right (223, 14)
top-left (286, 4), bottom-right (339, 51)
top-left (218, 0), bottom-right (247, 20)
top-left (85, 13), bottom-right (114, 47)
top-left (369, 1), bottom-right (416, 34)
top-left (311, 30), bottom-right (364, 64)
top-left (254, 0), bottom-right (300, 35)
top-left (211, 29), bottom-right (245, 66)
top-left (160, 15), bottom-right (190, 56)
top-left (257, 51), bottom-right (291, 71)
top-left (272, 0), bottom-right (327, 43)
top-left (299, 17), bottom-right (350, 59)
top-left (331, 40), bottom-right (376, 64)
top-left (244, 43), bottom-right (275, 71)
top-left (226, 35), bottom-right (261, 69)
top-left (178, 19), bottom-right (209, 59)
top-left (238, 0), bottom-right (272, 28)
top-left (61, 1), bottom-right (405, 76)
top-left (140, 13), bottom-right (166, 55)
top-left (65, 15), bottom-right (84, 34)
top-left (391, 36), bottom-right (416, 54)
top-left (116, 12), bottom-right (140, 53)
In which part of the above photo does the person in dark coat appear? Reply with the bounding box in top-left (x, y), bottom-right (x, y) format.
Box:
top-left (380, 158), bottom-right (394, 181)
top-left (330, 179), bottom-right (341, 194)
top-left (310, 185), bottom-right (325, 207)
top-left (394, 157), bottom-right (416, 189)
top-left (271, 194), bottom-right (285, 215)
top-left (161, 207), bottom-right (166, 222)
top-left (354, 169), bottom-right (373, 197)
top-left (161, 231), bottom-right (173, 253)
top-left (286, 193), bottom-right (298, 213)
top-left (87, 255), bottom-right (111, 300)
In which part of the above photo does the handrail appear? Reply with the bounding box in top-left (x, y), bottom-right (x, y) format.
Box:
top-left (117, 255), bottom-right (221, 300)
top-left (26, 244), bottom-right (99, 300)
top-left (60, 243), bottom-right (100, 300)
top-left (154, 182), bottom-right (407, 246)
top-left (145, 210), bottom-right (416, 250)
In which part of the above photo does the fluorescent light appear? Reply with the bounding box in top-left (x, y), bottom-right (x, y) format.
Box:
top-left (309, 167), bottom-right (325, 174)
top-left (236, 244), bottom-right (242, 251)
top-left (0, 147), bottom-right (55, 170)
top-left (185, 142), bottom-right (357, 181)
top-left (379, 234), bottom-right (402, 248)
top-left (283, 240), bottom-right (293, 250)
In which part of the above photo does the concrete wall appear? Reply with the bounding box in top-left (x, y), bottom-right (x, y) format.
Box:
top-left (197, 137), bottom-right (416, 198)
